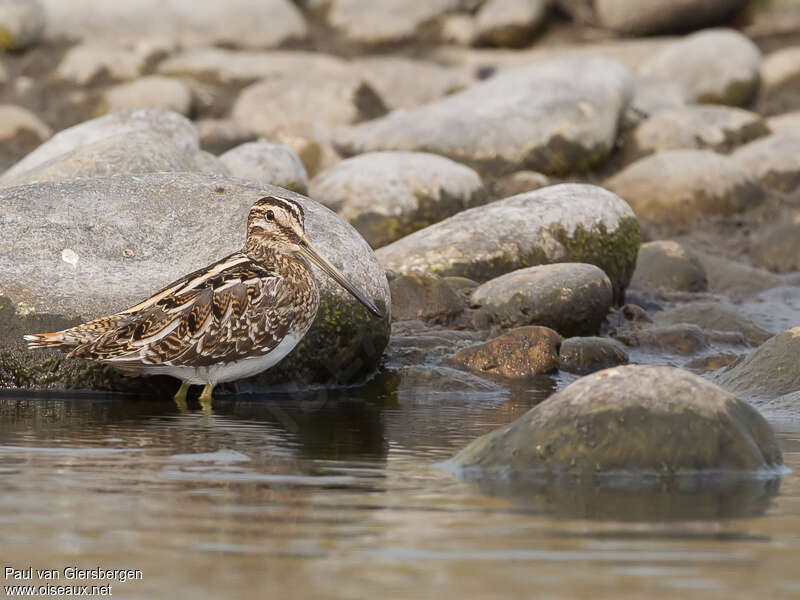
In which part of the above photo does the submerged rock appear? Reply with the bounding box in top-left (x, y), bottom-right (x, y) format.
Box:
top-left (0, 109), bottom-right (226, 188)
top-left (716, 327), bottom-right (800, 401)
top-left (309, 151), bottom-right (485, 249)
top-left (558, 336), bottom-right (628, 374)
top-left (470, 263), bottom-right (613, 336)
top-left (616, 324), bottom-right (710, 355)
top-left (220, 142), bottom-right (308, 193)
top-left (629, 240), bottom-right (707, 293)
top-left (451, 365), bottom-right (782, 473)
top-left (389, 273), bottom-right (465, 324)
top-left (449, 326), bottom-right (561, 379)
top-left (335, 56), bottom-right (634, 177)
top-left (376, 184), bottom-right (641, 303)
top-left (655, 302), bottom-right (771, 347)
top-left (605, 150), bottom-right (763, 232)
top-left (0, 173), bottom-right (390, 390)
top-left (640, 29), bottom-right (761, 106)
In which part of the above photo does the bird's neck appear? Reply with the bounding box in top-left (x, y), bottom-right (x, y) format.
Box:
top-left (242, 240), bottom-right (312, 279)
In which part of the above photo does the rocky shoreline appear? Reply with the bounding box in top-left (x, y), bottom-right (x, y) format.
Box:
top-left (1, 0), bottom-right (800, 481)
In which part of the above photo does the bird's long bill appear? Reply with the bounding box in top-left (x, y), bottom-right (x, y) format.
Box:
top-left (299, 240), bottom-right (383, 319)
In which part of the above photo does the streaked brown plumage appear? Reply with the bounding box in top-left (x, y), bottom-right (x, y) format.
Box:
top-left (25, 195), bottom-right (382, 405)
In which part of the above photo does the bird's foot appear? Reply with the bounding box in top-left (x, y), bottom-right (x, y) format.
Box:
top-left (173, 381), bottom-right (190, 411)
top-left (198, 383), bottom-right (215, 414)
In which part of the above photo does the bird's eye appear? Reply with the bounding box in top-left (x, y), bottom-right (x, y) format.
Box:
top-left (266, 210), bottom-right (275, 221)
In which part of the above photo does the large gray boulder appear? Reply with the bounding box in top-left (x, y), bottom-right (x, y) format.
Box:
top-left (335, 56), bottom-right (634, 177)
top-left (594, 0), bottom-right (749, 35)
top-left (309, 151), bottom-right (486, 249)
top-left (470, 263), bottom-right (613, 336)
top-left (0, 109), bottom-right (226, 188)
top-left (375, 184), bottom-right (641, 303)
top-left (605, 150), bottom-right (763, 232)
top-left (0, 172), bottom-right (390, 390)
top-left (451, 365), bottom-right (782, 473)
top-left (38, 0), bottom-right (307, 48)
top-left (640, 29), bottom-right (761, 106)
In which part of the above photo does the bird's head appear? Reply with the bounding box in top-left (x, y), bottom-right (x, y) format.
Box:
top-left (245, 196), bottom-right (383, 319)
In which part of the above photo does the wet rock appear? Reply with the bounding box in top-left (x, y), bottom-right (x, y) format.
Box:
top-left (751, 220), bottom-right (800, 273)
top-left (473, 0), bottom-right (546, 47)
top-left (686, 352), bottom-right (741, 373)
top-left (335, 56), bottom-right (634, 177)
top-left (451, 365), bottom-right (782, 473)
top-left (767, 111), bottom-right (800, 135)
top-left (655, 302), bottom-right (771, 347)
top-left (449, 326), bottom-right (561, 379)
top-left (195, 119), bottom-right (257, 155)
top-left (605, 150), bottom-right (763, 232)
top-left (323, 0), bottom-right (458, 48)
top-left (616, 324), bottom-right (709, 355)
top-left (0, 0), bottom-right (45, 49)
top-left (558, 336), bottom-right (628, 374)
top-left (39, 0), bottom-right (307, 48)
top-left (625, 105), bottom-right (768, 161)
top-left (377, 365), bottom-right (506, 402)
top-left (732, 133), bottom-right (800, 195)
top-left (309, 151), bottom-right (485, 249)
top-left (630, 240), bottom-right (707, 293)
top-left (594, 0), bottom-right (749, 35)
top-left (0, 109), bottom-right (226, 188)
top-left (103, 76), bottom-right (193, 116)
top-left (0, 172), bottom-right (390, 389)
top-left (158, 48), bottom-right (348, 86)
top-left (387, 321), bottom-right (486, 366)
top-left (389, 273), bottom-right (466, 324)
top-left (694, 251), bottom-right (782, 298)
top-left (491, 170), bottom-right (550, 198)
top-left (640, 29), bottom-right (761, 106)
top-left (0, 105), bottom-right (51, 158)
top-left (220, 142), bottom-right (308, 193)
top-left (470, 263), bottom-right (613, 337)
top-left (56, 43), bottom-right (147, 85)
top-left (716, 327), bottom-right (800, 401)
top-left (350, 56), bottom-right (471, 110)
top-left (758, 47), bottom-right (800, 116)
top-left (376, 184), bottom-right (641, 303)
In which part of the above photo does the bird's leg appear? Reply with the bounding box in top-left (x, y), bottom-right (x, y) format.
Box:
top-left (198, 383), bottom-right (215, 412)
top-left (173, 381), bottom-right (190, 411)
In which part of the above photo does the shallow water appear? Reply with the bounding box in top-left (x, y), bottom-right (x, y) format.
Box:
top-left (1, 374), bottom-right (799, 600)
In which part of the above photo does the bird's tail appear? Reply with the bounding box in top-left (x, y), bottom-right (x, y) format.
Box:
top-left (24, 315), bottom-right (125, 350)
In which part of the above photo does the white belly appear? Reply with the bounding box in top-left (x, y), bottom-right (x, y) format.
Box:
top-left (145, 332), bottom-right (303, 385)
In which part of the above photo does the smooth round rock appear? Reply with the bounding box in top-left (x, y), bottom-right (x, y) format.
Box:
top-left (220, 142), bottom-right (308, 193)
top-left (768, 111), bottom-right (800, 135)
top-left (376, 183), bottom-right (641, 303)
top-left (309, 151), bottom-right (485, 249)
top-left (694, 251), bottom-right (782, 298)
top-left (0, 109), bottom-right (226, 188)
top-left (451, 365), bottom-right (783, 473)
top-left (751, 220), bottom-right (800, 273)
top-left (716, 327), bottom-right (800, 401)
top-left (655, 302), bottom-right (771, 347)
top-left (196, 118), bottom-right (257, 155)
top-left (474, 0), bottom-right (546, 47)
top-left (491, 170), bottom-right (550, 198)
top-left (0, 0), bottom-right (44, 49)
top-left (630, 240), bottom-right (707, 292)
top-left (605, 150), bottom-right (763, 230)
top-left (0, 172), bottom-right (390, 390)
top-left (758, 47), bottom-right (800, 116)
top-left (335, 56), bottom-right (634, 177)
top-left (558, 336), bottom-right (628, 374)
top-left (56, 43), bottom-right (147, 85)
top-left (640, 29), bottom-right (761, 106)
top-left (616, 324), bottom-right (710, 355)
top-left (732, 133), bottom-right (800, 194)
top-left (103, 76), bottom-right (193, 116)
top-left (625, 105), bottom-right (768, 161)
top-left (0, 104), bottom-right (51, 155)
top-left (449, 326), bottom-right (561, 379)
top-left (470, 263), bottom-right (613, 336)
top-left (595, 0), bottom-right (749, 35)
top-left (389, 273), bottom-right (466, 324)
top-left (39, 0), bottom-right (307, 49)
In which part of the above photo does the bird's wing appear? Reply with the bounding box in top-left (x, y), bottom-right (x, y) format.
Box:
top-left (70, 253), bottom-right (299, 367)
